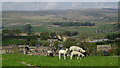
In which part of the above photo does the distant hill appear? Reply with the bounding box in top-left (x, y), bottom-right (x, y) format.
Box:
top-left (102, 8), bottom-right (118, 10)
top-left (2, 8), bottom-right (117, 27)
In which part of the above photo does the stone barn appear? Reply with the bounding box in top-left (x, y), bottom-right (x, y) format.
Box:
top-left (47, 39), bottom-right (58, 46)
top-left (47, 39), bottom-right (58, 42)
top-left (34, 47), bottom-right (50, 55)
top-left (21, 46), bottom-right (51, 56)
top-left (97, 45), bottom-right (112, 51)
top-left (0, 45), bottom-right (15, 54)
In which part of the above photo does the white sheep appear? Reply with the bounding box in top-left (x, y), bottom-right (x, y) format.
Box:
top-left (69, 46), bottom-right (86, 53)
top-left (47, 50), bottom-right (54, 57)
top-left (70, 51), bottom-right (85, 60)
top-left (59, 48), bottom-right (68, 59)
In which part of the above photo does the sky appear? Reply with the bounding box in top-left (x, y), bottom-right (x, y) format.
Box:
top-left (1, 0), bottom-right (119, 11)
top-left (2, 2), bottom-right (118, 11)
top-left (1, 0), bottom-right (120, 2)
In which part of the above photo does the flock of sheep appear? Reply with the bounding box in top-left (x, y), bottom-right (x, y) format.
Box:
top-left (47, 46), bottom-right (86, 60)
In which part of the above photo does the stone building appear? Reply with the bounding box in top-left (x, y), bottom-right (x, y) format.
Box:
top-left (97, 45), bottom-right (112, 51)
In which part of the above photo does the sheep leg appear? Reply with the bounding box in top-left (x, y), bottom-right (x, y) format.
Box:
top-left (80, 53), bottom-right (83, 58)
top-left (77, 56), bottom-right (79, 59)
top-left (70, 55), bottom-right (73, 60)
top-left (80, 54), bottom-right (83, 60)
top-left (82, 54), bottom-right (84, 57)
top-left (77, 54), bottom-right (80, 60)
top-left (64, 54), bottom-right (66, 59)
top-left (59, 53), bottom-right (61, 59)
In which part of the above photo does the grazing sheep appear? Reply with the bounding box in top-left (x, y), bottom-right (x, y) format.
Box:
top-left (70, 51), bottom-right (85, 60)
top-left (47, 50), bottom-right (54, 57)
top-left (24, 45), bottom-right (30, 54)
top-left (59, 48), bottom-right (68, 59)
top-left (69, 46), bottom-right (86, 53)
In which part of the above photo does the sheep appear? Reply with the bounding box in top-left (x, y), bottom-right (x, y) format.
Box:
top-left (69, 46), bottom-right (86, 53)
top-left (70, 51), bottom-right (85, 60)
top-left (59, 48), bottom-right (68, 59)
top-left (47, 50), bottom-right (54, 57)
top-left (24, 45), bottom-right (30, 54)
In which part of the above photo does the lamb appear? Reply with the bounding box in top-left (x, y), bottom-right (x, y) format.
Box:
top-left (47, 50), bottom-right (54, 57)
top-left (59, 48), bottom-right (68, 59)
top-left (69, 46), bottom-right (86, 53)
top-left (70, 51), bottom-right (85, 60)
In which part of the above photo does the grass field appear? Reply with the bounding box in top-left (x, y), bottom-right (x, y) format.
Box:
top-left (2, 54), bottom-right (118, 66)
top-left (2, 39), bottom-right (26, 46)
top-left (2, 39), bottom-right (49, 46)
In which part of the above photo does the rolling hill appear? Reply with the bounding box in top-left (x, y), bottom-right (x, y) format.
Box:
top-left (2, 8), bottom-right (118, 27)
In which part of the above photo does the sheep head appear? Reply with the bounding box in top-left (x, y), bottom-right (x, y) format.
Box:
top-left (65, 48), bottom-right (69, 52)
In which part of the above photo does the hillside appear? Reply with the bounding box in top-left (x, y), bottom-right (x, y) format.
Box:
top-left (2, 9), bottom-right (118, 38)
top-left (2, 9), bottom-right (117, 27)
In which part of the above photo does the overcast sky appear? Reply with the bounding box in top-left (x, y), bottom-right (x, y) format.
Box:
top-left (1, 0), bottom-right (119, 11)
top-left (1, 0), bottom-right (120, 2)
top-left (2, 2), bottom-right (118, 11)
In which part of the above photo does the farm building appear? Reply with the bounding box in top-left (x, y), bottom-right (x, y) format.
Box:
top-left (88, 39), bottom-right (109, 42)
top-left (37, 38), bottom-right (41, 41)
top-left (18, 33), bottom-right (28, 36)
top-left (97, 45), bottom-right (112, 51)
top-left (47, 39), bottom-right (58, 46)
top-left (62, 36), bottom-right (70, 42)
top-left (47, 39), bottom-right (58, 42)
top-left (26, 46), bottom-right (51, 55)
top-left (1, 44), bottom-right (52, 56)
top-left (0, 45), bottom-right (15, 54)
top-left (57, 35), bottom-right (62, 40)
top-left (34, 32), bottom-right (41, 36)
top-left (18, 45), bottom-right (51, 56)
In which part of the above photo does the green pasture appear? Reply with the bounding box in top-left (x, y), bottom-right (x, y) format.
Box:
top-left (2, 39), bottom-right (49, 46)
top-left (2, 54), bottom-right (118, 66)
top-left (3, 20), bottom-right (116, 32)
top-left (2, 39), bottom-right (26, 46)
top-left (2, 20), bottom-right (117, 40)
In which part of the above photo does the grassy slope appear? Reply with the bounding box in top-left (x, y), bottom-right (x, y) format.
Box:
top-left (2, 9), bottom-right (118, 43)
top-left (2, 39), bottom-right (49, 46)
top-left (0, 54), bottom-right (1, 67)
top-left (2, 39), bottom-right (26, 46)
top-left (2, 54), bottom-right (118, 66)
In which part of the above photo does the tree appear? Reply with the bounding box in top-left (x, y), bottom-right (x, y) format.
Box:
top-left (41, 41), bottom-right (49, 46)
top-left (52, 22), bottom-right (95, 26)
top-left (106, 33), bottom-right (120, 40)
top-left (12, 29), bottom-right (21, 36)
top-left (29, 39), bottom-right (36, 46)
top-left (2, 29), bottom-right (10, 36)
top-left (53, 41), bottom-right (59, 49)
top-left (24, 24), bottom-right (32, 35)
top-left (71, 31), bottom-right (79, 36)
top-left (63, 39), bottom-right (76, 48)
top-left (3, 29), bottom-right (22, 36)
top-left (40, 32), bottom-right (50, 40)
top-left (115, 23), bottom-right (120, 31)
top-left (50, 32), bottom-right (57, 38)
top-left (63, 31), bottom-right (71, 36)
top-left (76, 41), bottom-right (97, 56)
